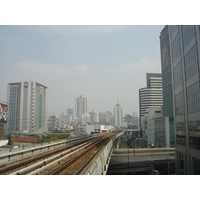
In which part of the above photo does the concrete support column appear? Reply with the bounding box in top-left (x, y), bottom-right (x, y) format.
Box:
top-left (116, 141), bottom-right (119, 149)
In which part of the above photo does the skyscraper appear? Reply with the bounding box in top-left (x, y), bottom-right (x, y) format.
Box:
top-left (139, 73), bottom-right (163, 132)
top-left (161, 25), bottom-right (200, 174)
top-left (114, 102), bottom-right (123, 127)
top-left (158, 25), bottom-right (175, 147)
top-left (7, 81), bottom-right (48, 134)
top-left (75, 95), bottom-right (87, 123)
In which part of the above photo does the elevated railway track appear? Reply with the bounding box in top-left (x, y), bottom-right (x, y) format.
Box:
top-left (0, 130), bottom-right (123, 175)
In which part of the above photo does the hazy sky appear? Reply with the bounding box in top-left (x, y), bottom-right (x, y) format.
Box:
top-left (0, 25), bottom-right (164, 116)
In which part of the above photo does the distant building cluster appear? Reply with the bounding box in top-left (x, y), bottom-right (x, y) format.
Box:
top-left (1, 87), bottom-right (139, 144)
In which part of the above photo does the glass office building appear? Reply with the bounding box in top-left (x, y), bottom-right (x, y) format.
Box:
top-left (160, 25), bottom-right (175, 147)
top-left (161, 25), bottom-right (200, 174)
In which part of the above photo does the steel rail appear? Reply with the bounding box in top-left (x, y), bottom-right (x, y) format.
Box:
top-left (0, 136), bottom-right (101, 175)
top-left (48, 132), bottom-right (119, 175)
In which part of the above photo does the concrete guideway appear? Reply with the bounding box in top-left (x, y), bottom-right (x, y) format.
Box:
top-left (1, 130), bottom-right (124, 175)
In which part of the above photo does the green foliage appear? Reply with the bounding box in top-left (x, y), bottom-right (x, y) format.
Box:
top-left (39, 134), bottom-right (69, 143)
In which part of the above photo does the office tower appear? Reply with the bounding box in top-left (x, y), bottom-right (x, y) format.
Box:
top-left (157, 25), bottom-right (175, 147)
top-left (7, 81), bottom-right (48, 134)
top-left (114, 102), bottom-right (123, 127)
top-left (75, 95), bottom-right (87, 123)
top-left (161, 25), bottom-right (200, 174)
top-left (139, 73), bottom-right (163, 131)
top-left (90, 109), bottom-right (99, 123)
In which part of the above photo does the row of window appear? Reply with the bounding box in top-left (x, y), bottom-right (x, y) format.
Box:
top-left (184, 45), bottom-right (199, 80)
top-left (175, 91), bottom-right (185, 116)
top-left (181, 25), bottom-right (195, 49)
top-left (171, 33), bottom-right (181, 62)
top-left (173, 61), bottom-right (183, 89)
top-left (187, 82), bottom-right (200, 113)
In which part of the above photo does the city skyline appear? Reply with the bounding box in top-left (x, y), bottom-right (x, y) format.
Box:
top-left (0, 25), bottom-right (164, 116)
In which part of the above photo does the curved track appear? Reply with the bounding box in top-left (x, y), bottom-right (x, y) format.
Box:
top-left (0, 136), bottom-right (101, 175)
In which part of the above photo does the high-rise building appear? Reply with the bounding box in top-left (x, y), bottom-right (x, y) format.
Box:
top-left (161, 25), bottom-right (200, 175)
top-left (159, 25), bottom-right (175, 147)
top-left (75, 95), bottom-right (87, 123)
top-left (7, 81), bottom-right (48, 134)
top-left (114, 102), bottom-right (123, 127)
top-left (139, 73), bottom-right (163, 132)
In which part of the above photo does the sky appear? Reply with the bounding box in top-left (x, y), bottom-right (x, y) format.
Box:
top-left (0, 25), bottom-right (164, 116)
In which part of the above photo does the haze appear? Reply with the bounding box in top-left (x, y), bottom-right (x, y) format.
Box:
top-left (0, 25), bottom-right (164, 116)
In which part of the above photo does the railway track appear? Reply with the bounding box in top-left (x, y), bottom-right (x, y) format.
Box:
top-left (1, 130), bottom-right (122, 175)
top-left (0, 135), bottom-right (101, 175)
top-left (47, 131), bottom-right (119, 175)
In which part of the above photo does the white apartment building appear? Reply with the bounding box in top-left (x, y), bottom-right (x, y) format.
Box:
top-left (85, 124), bottom-right (115, 135)
top-left (114, 102), bottom-right (123, 127)
top-left (90, 109), bottom-right (99, 123)
top-left (75, 95), bottom-right (87, 123)
top-left (142, 106), bottom-right (163, 146)
top-left (82, 112), bottom-right (90, 124)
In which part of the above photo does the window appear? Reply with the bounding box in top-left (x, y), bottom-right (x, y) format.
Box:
top-left (187, 82), bottom-right (200, 114)
top-left (173, 61), bottom-right (183, 89)
top-left (184, 45), bottom-right (199, 81)
top-left (175, 91), bottom-right (185, 116)
top-left (155, 111), bottom-right (161, 113)
top-left (171, 33), bottom-right (181, 62)
top-left (181, 25), bottom-right (195, 49)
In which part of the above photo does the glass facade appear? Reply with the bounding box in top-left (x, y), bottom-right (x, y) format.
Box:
top-left (184, 45), bottom-right (199, 80)
top-left (188, 120), bottom-right (200, 150)
top-left (176, 122), bottom-right (186, 146)
top-left (169, 25), bottom-right (178, 38)
top-left (175, 91), bottom-right (185, 116)
top-left (171, 33), bottom-right (181, 62)
top-left (187, 81), bottom-right (200, 114)
top-left (166, 25), bottom-right (200, 174)
top-left (181, 25), bottom-right (195, 49)
top-left (9, 85), bottom-right (20, 131)
top-left (155, 118), bottom-right (165, 147)
top-left (173, 61), bottom-right (183, 89)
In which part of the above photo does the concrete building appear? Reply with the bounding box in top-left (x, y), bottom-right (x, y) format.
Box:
top-left (90, 109), bottom-right (99, 123)
top-left (7, 81), bottom-right (48, 135)
top-left (139, 73), bottom-right (163, 132)
top-left (48, 115), bottom-right (59, 132)
top-left (82, 112), bottom-right (90, 124)
top-left (58, 112), bottom-right (72, 129)
top-left (142, 106), bottom-right (163, 146)
top-left (85, 124), bottom-right (115, 135)
top-left (75, 95), bottom-right (87, 123)
top-left (99, 111), bottom-right (112, 124)
top-left (160, 25), bottom-right (200, 174)
top-left (114, 102), bottom-right (123, 127)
